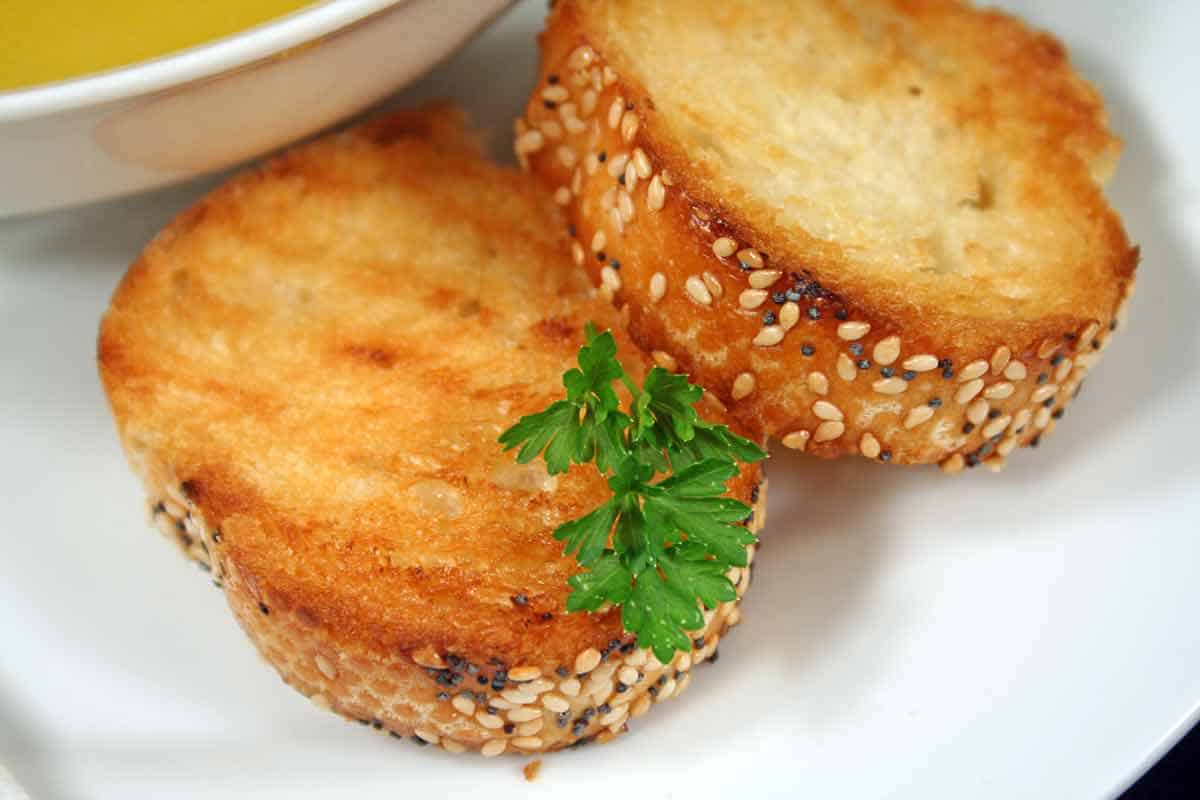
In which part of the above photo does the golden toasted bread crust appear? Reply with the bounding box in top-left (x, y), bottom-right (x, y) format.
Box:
top-left (520, 0), bottom-right (1138, 469)
top-left (99, 106), bottom-right (765, 754)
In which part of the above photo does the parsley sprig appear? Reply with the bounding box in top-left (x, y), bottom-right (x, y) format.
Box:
top-left (499, 325), bottom-right (767, 662)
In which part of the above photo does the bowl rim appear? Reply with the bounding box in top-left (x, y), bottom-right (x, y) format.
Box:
top-left (0, 0), bottom-right (407, 121)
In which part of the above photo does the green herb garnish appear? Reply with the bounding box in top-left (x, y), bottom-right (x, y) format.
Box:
top-left (499, 324), bottom-right (767, 662)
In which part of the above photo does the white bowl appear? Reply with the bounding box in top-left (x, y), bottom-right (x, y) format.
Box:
top-left (0, 0), bottom-right (513, 217)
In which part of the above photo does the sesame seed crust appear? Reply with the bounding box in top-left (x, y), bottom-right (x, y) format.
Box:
top-left (520, 1), bottom-right (1137, 468)
top-left (100, 107), bottom-right (767, 755)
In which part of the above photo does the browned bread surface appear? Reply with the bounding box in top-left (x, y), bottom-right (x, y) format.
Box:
top-left (519, 0), bottom-right (1138, 470)
top-left (99, 106), bottom-right (764, 755)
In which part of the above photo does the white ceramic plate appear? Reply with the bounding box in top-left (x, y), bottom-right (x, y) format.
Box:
top-left (1, 1), bottom-right (1198, 798)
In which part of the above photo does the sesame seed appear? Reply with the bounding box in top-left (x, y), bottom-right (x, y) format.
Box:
top-left (1031, 384), bottom-right (1059, 404)
top-left (966, 398), bottom-right (990, 425)
top-left (1055, 357), bottom-right (1073, 382)
top-left (859, 432), bottom-right (882, 459)
top-left (564, 115), bottom-right (587, 135)
top-left (515, 130), bottom-right (545, 154)
top-left (1038, 338), bottom-right (1060, 359)
top-left (542, 693), bottom-right (570, 713)
top-left (837, 353), bottom-right (857, 381)
top-left (685, 276), bottom-right (713, 306)
top-left (314, 654), bottom-right (337, 680)
top-left (620, 112), bottom-right (640, 142)
top-left (618, 666), bottom-right (640, 685)
top-left (807, 371), bottom-right (829, 396)
top-left (567, 45), bottom-right (597, 70)
top-left (1035, 407), bottom-right (1053, 430)
top-left (848, 342), bottom-right (864, 357)
top-left (958, 360), bottom-right (989, 382)
top-left (657, 678), bottom-right (677, 701)
top-left (608, 98), bottom-right (624, 129)
top-left (904, 406), bottom-right (935, 429)
top-left (618, 189), bottom-right (635, 222)
top-left (801, 343), bottom-right (816, 357)
top-left (990, 346), bottom-right (1011, 375)
top-left (507, 706), bottom-right (541, 723)
top-left (873, 336), bottom-right (901, 365)
top-left (997, 437), bottom-right (1019, 457)
top-left (477, 711), bottom-right (504, 729)
top-left (763, 311), bottom-right (777, 326)
top-left (813, 400), bottom-right (844, 421)
top-left (732, 372), bottom-right (756, 400)
top-left (739, 289), bottom-right (768, 309)
top-left (631, 695), bottom-right (653, 718)
top-left (554, 186), bottom-right (571, 205)
top-left (748, 270), bottom-right (783, 290)
top-left (1013, 408), bottom-right (1032, 431)
top-left (903, 354), bottom-right (939, 373)
top-left (571, 166), bottom-right (583, 195)
top-left (600, 265), bottom-right (621, 292)
top-left (606, 152), bottom-right (629, 178)
top-left (542, 85), bottom-right (569, 104)
top-left (575, 648), bottom-right (602, 675)
top-left (1004, 360), bottom-right (1028, 381)
top-left (837, 321), bottom-right (871, 341)
top-left (737, 249), bottom-right (765, 270)
top-left (753, 326), bottom-right (785, 347)
top-left (955, 378), bottom-right (985, 405)
top-left (647, 175), bottom-right (666, 211)
top-left (632, 148), bottom-right (652, 178)
top-left (983, 415), bottom-right (1012, 439)
top-left (902, 370), bottom-right (916, 381)
top-left (580, 89), bottom-right (598, 116)
top-left (623, 162), bottom-right (638, 191)
top-left (703, 272), bottom-right (724, 299)
top-left (880, 367), bottom-right (895, 378)
top-left (556, 145), bottom-right (576, 168)
top-left (940, 454), bottom-right (966, 474)
top-left (516, 718), bottom-right (544, 737)
top-left (1080, 321), bottom-right (1101, 348)
top-left (983, 382), bottom-right (1015, 400)
top-left (873, 377), bottom-right (908, 395)
top-left (712, 237), bottom-right (737, 258)
top-left (559, 677), bottom-right (581, 697)
top-left (781, 430), bottom-right (810, 451)
top-left (651, 351), bottom-right (678, 371)
top-left (509, 665), bottom-right (542, 682)
top-left (452, 695), bottom-right (476, 716)
top-left (814, 420), bottom-right (845, 442)
top-left (858, 359), bottom-right (872, 370)
top-left (649, 272), bottom-right (667, 302)
top-left (807, 306), bottom-right (821, 320)
top-left (481, 739), bottom-right (507, 758)
top-left (779, 301), bottom-right (800, 329)
top-left (591, 230), bottom-right (606, 252)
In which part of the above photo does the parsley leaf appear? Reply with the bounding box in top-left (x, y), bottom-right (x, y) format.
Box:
top-left (499, 325), bottom-right (768, 661)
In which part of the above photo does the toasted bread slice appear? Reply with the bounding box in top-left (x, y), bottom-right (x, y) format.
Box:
top-left (98, 106), bottom-right (765, 755)
top-left (519, 0), bottom-right (1138, 470)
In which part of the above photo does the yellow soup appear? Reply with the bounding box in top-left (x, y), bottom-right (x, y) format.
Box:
top-left (0, 1), bottom-right (317, 92)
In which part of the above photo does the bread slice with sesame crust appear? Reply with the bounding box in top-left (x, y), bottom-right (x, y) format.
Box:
top-left (98, 106), bottom-right (765, 756)
top-left (519, 0), bottom-right (1138, 471)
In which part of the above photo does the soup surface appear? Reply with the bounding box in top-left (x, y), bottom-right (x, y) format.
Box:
top-left (1, 1), bottom-right (317, 92)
